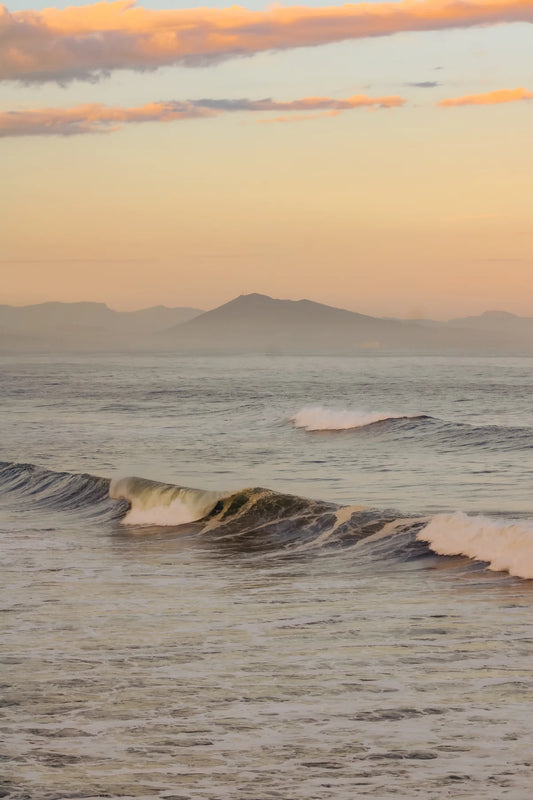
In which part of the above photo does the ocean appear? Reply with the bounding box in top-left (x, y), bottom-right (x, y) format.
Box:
top-left (2, 353), bottom-right (533, 799)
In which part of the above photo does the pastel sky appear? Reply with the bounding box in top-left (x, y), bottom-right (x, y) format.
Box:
top-left (1, 0), bottom-right (532, 317)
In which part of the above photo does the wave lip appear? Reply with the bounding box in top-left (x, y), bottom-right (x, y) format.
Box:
top-left (109, 475), bottom-right (228, 526)
top-left (417, 512), bottom-right (533, 579)
top-left (291, 405), bottom-right (423, 431)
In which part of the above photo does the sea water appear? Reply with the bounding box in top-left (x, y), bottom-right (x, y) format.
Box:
top-left (1, 354), bottom-right (533, 799)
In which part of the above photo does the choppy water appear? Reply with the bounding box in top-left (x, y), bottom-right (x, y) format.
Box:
top-left (1, 354), bottom-right (533, 799)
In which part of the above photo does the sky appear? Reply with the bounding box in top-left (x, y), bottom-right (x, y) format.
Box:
top-left (1, 0), bottom-right (532, 318)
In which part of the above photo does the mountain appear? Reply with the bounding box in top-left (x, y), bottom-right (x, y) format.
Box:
top-left (450, 310), bottom-right (533, 329)
top-left (118, 305), bottom-right (203, 332)
top-left (447, 311), bottom-right (533, 351)
top-left (164, 293), bottom-right (402, 352)
top-left (0, 302), bottom-right (202, 351)
top-left (163, 293), bottom-right (533, 354)
top-left (2, 296), bottom-right (532, 354)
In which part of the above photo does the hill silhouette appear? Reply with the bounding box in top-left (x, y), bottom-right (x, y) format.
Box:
top-left (164, 293), bottom-right (533, 354)
top-left (1, 294), bottom-right (532, 353)
top-left (0, 302), bottom-right (202, 350)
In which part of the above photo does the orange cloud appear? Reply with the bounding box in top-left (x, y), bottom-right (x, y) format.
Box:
top-left (0, 102), bottom-right (216, 137)
top-left (248, 94), bottom-right (405, 113)
top-left (0, 94), bottom-right (405, 137)
top-left (439, 87), bottom-right (533, 106)
top-left (253, 95), bottom-right (405, 123)
top-left (2, 0), bottom-right (533, 82)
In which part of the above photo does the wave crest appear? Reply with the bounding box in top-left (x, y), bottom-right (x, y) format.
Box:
top-left (109, 476), bottom-right (227, 526)
top-left (417, 512), bottom-right (533, 579)
top-left (291, 406), bottom-right (422, 431)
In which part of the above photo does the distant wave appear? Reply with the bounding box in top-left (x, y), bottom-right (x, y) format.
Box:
top-left (418, 512), bottom-right (533, 580)
top-left (291, 406), bottom-right (426, 431)
top-left (290, 407), bottom-right (533, 451)
top-left (1, 460), bottom-right (532, 579)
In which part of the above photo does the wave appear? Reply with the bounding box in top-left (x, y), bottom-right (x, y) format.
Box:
top-left (290, 407), bottom-right (533, 453)
top-left (417, 512), bottom-right (533, 580)
top-left (291, 406), bottom-right (426, 431)
top-left (111, 477), bottom-right (373, 551)
top-left (427, 419), bottom-right (533, 452)
top-left (0, 460), bottom-right (123, 519)
top-left (1, 460), bottom-right (532, 579)
top-left (110, 476), bottom-right (227, 526)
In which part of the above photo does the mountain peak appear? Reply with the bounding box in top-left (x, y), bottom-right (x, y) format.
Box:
top-left (233, 293), bottom-right (276, 303)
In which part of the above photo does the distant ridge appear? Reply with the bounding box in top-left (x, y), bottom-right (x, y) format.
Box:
top-left (164, 293), bottom-right (533, 354)
top-left (0, 302), bottom-right (202, 351)
top-left (450, 310), bottom-right (533, 328)
top-left (1, 295), bottom-right (532, 353)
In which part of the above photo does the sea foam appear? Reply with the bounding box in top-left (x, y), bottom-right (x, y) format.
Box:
top-left (417, 512), bottom-right (533, 579)
top-left (291, 406), bottom-right (420, 431)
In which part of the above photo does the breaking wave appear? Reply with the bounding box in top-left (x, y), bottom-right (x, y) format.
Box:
top-left (291, 406), bottom-right (426, 431)
top-left (1, 460), bottom-right (532, 578)
top-left (417, 512), bottom-right (533, 580)
top-left (289, 408), bottom-right (533, 453)
top-left (110, 476), bottom-right (227, 526)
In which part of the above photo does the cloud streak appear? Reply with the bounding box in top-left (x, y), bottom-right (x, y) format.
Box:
top-left (0, 94), bottom-right (405, 137)
top-left (406, 81), bottom-right (441, 88)
top-left (0, 102), bottom-right (215, 137)
top-left (439, 87), bottom-right (533, 105)
top-left (2, 0), bottom-right (533, 83)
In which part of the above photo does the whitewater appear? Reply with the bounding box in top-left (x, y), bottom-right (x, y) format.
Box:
top-left (2, 353), bottom-right (533, 800)
top-left (291, 405), bottom-right (425, 431)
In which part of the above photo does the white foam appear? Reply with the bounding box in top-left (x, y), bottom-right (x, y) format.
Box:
top-left (291, 406), bottom-right (418, 431)
top-left (417, 512), bottom-right (533, 579)
top-left (110, 476), bottom-right (227, 527)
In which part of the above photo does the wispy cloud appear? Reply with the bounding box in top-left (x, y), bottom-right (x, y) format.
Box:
top-left (0, 102), bottom-right (216, 137)
top-left (0, 94), bottom-right (405, 137)
top-left (2, 0), bottom-right (533, 83)
top-left (405, 81), bottom-right (441, 88)
top-left (439, 87), bottom-right (533, 106)
top-left (192, 96), bottom-right (404, 112)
